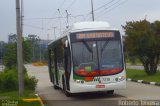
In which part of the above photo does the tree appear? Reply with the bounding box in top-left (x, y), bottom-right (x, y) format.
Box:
top-left (122, 20), bottom-right (160, 75)
top-left (4, 39), bottom-right (32, 69)
top-left (0, 41), bottom-right (6, 65)
top-left (25, 35), bottom-right (40, 62)
top-left (23, 40), bottom-right (32, 63)
top-left (4, 43), bottom-right (17, 69)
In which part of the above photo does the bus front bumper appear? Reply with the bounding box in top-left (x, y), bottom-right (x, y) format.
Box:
top-left (69, 80), bottom-right (126, 93)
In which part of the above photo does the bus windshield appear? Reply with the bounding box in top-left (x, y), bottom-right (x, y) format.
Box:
top-left (71, 31), bottom-right (123, 76)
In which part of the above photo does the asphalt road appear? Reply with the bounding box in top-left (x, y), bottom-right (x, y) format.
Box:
top-left (26, 64), bottom-right (160, 106)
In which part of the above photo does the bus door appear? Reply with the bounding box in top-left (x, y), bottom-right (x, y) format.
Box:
top-left (54, 48), bottom-right (59, 85)
top-left (48, 49), bottom-right (55, 83)
top-left (64, 40), bottom-right (71, 90)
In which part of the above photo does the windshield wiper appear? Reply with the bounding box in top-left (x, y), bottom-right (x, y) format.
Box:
top-left (101, 41), bottom-right (109, 52)
top-left (82, 40), bottom-right (93, 53)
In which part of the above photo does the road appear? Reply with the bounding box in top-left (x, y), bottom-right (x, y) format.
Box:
top-left (26, 64), bottom-right (160, 106)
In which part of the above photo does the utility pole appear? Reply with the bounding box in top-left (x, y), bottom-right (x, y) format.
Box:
top-left (21, 0), bottom-right (24, 36)
top-left (16, 0), bottom-right (24, 95)
top-left (91, 0), bottom-right (95, 21)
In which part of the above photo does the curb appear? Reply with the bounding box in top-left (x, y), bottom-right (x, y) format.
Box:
top-left (127, 78), bottom-right (160, 87)
top-left (22, 94), bottom-right (45, 106)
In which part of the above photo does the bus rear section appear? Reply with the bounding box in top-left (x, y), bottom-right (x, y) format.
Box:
top-left (69, 30), bottom-right (126, 93)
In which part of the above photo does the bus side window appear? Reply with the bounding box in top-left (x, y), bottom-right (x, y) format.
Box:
top-left (56, 40), bottom-right (64, 70)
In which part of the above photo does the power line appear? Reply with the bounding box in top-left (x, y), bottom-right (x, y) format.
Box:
top-left (70, 14), bottom-right (85, 22)
top-left (96, 0), bottom-right (128, 19)
top-left (96, 0), bottom-right (121, 16)
top-left (93, 0), bottom-right (116, 12)
top-left (66, 0), bottom-right (77, 10)
top-left (23, 1), bottom-right (67, 37)
top-left (84, 0), bottom-right (116, 21)
top-left (24, 24), bottom-right (44, 30)
top-left (59, 0), bottom-right (67, 9)
top-left (106, 0), bottom-right (128, 13)
top-left (45, 0), bottom-right (67, 30)
top-left (24, 17), bottom-right (66, 20)
top-left (56, 0), bottom-right (78, 29)
top-left (24, 0), bottom-right (128, 37)
top-left (24, 14), bottom-right (85, 21)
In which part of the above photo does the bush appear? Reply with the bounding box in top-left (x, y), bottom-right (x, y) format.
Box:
top-left (24, 75), bottom-right (38, 91)
top-left (0, 67), bottom-right (38, 92)
top-left (4, 66), bottom-right (27, 74)
top-left (0, 70), bottom-right (18, 91)
top-left (0, 72), bottom-right (2, 90)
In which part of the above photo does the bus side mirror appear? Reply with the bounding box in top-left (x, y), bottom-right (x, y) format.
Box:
top-left (65, 40), bottom-right (68, 48)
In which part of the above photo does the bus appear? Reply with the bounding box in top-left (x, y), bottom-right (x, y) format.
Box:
top-left (48, 21), bottom-right (126, 96)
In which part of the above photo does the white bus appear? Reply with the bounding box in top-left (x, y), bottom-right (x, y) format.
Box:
top-left (48, 21), bottom-right (126, 96)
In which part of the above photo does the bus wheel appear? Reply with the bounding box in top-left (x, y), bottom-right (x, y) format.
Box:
top-left (53, 84), bottom-right (59, 89)
top-left (62, 78), bottom-right (72, 97)
top-left (107, 90), bottom-right (114, 94)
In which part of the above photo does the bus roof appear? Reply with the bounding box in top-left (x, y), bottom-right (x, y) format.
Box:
top-left (71, 21), bottom-right (118, 32)
top-left (48, 21), bottom-right (119, 45)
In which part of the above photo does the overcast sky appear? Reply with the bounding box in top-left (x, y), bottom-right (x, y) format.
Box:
top-left (1, 0), bottom-right (160, 42)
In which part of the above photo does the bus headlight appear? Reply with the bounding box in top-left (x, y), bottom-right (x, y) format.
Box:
top-left (75, 80), bottom-right (81, 83)
top-left (74, 80), bottom-right (84, 84)
top-left (116, 76), bottom-right (125, 82)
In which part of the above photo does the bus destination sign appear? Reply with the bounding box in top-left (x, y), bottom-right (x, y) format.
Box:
top-left (76, 32), bottom-right (114, 39)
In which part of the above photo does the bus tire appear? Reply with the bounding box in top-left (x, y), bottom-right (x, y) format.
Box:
top-left (62, 77), bottom-right (72, 97)
top-left (107, 90), bottom-right (114, 94)
top-left (53, 84), bottom-right (59, 89)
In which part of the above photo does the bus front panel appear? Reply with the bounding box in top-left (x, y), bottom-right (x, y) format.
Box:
top-left (69, 30), bottom-right (126, 93)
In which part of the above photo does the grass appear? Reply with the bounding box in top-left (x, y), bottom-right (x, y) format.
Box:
top-left (126, 69), bottom-right (160, 83)
top-left (0, 90), bottom-right (42, 106)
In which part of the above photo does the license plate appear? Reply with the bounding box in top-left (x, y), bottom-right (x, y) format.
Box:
top-left (96, 84), bottom-right (105, 88)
